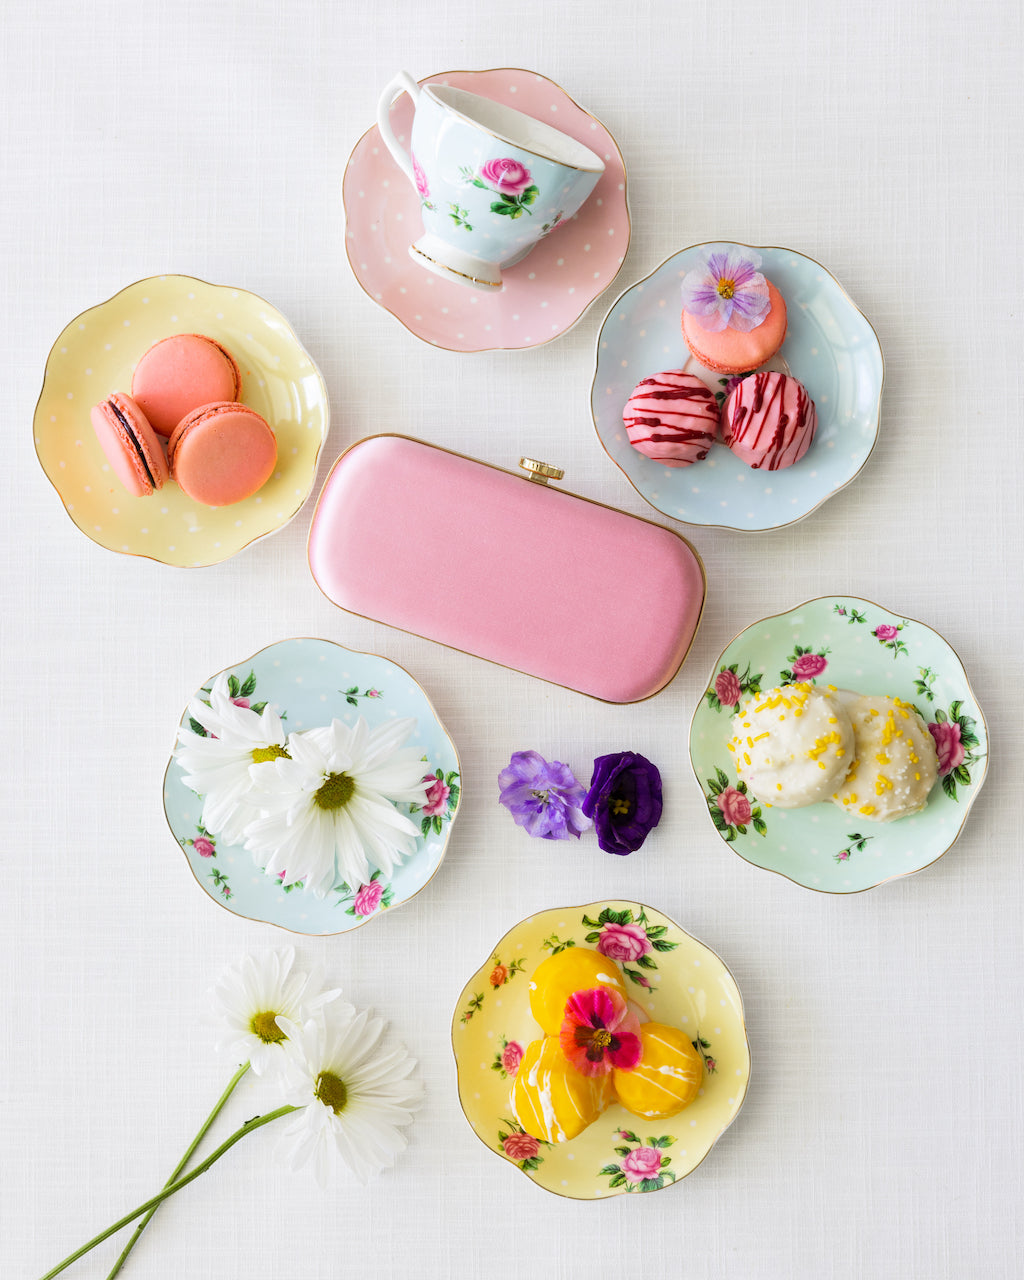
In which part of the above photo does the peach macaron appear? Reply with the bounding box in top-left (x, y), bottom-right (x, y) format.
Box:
top-left (168, 402), bottom-right (277, 506)
top-left (683, 281), bottom-right (787, 374)
top-left (90, 392), bottom-right (169, 497)
top-left (131, 333), bottom-right (241, 437)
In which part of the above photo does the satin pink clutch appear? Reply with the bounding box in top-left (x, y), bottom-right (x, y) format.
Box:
top-left (307, 435), bottom-right (705, 702)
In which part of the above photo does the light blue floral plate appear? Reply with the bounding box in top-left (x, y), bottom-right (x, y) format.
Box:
top-left (162, 638), bottom-right (461, 934)
top-left (688, 597), bottom-right (988, 893)
top-left (591, 243), bottom-right (883, 532)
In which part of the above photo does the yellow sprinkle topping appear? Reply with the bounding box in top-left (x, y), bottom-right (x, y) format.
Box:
top-left (776, 784), bottom-right (783, 791)
top-left (859, 804), bottom-right (876, 815)
top-left (876, 751), bottom-right (890, 765)
top-left (875, 774), bottom-right (893, 794)
top-left (744, 753), bottom-right (751, 765)
top-left (828, 716), bottom-right (838, 724)
top-left (818, 761), bottom-right (826, 770)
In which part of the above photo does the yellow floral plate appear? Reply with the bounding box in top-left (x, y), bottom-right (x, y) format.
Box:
top-left (452, 901), bottom-right (750, 1198)
top-left (33, 275), bottom-right (329, 566)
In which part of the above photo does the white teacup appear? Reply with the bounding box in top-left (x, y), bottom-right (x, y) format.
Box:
top-left (376, 72), bottom-right (605, 291)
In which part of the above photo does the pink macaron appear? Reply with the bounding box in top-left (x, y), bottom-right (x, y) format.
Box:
top-left (682, 281), bottom-right (788, 375)
top-left (131, 333), bottom-right (241, 437)
top-left (90, 392), bottom-right (169, 497)
top-left (167, 402), bottom-right (277, 506)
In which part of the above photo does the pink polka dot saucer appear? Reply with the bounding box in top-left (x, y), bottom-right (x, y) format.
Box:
top-left (342, 68), bottom-right (630, 353)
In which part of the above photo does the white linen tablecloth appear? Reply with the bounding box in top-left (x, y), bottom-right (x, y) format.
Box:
top-left (2, 1), bottom-right (1021, 1276)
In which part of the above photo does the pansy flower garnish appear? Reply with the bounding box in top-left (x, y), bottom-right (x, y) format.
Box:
top-left (680, 247), bottom-right (770, 333)
top-left (559, 987), bottom-right (642, 1077)
top-left (582, 751), bottom-right (663, 856)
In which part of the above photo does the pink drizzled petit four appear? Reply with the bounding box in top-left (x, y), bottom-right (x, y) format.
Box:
top-left (721, 371), bottom-right (817, 471)
top-left (622, 371), bottom-right (719, 467)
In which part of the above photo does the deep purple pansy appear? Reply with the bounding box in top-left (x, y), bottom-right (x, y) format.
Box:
top-left (497, 750), bottom-right (592, 840)
top-left (583, 751), bottom-right (663, 855)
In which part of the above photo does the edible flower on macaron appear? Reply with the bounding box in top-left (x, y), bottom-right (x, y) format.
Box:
top-left (680, 247), bottom-right (770, 333)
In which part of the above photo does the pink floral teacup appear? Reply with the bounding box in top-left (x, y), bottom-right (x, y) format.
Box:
top-left (376, 71), bottom-right (604, 291)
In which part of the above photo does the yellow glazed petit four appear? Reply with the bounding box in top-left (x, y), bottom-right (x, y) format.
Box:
top-left (510, 1036), bottom-right (616, 1144)
top-left (613, 1023), bottom-right (703, 1119)
top-left (528, 947), bottom-right (627, 1036)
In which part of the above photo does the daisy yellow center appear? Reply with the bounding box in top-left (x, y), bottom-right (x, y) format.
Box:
top-left (251, 744), bottom-right (290, 765)
top-left (610, 798), bottom-right (631, 816)
top-left (249, 1010), bottom-right (286, 1044)
top-left (716, 277), bottom-right (736, 299)
top-left (315, 1070), bottom-right (348, 1114)
top-left (314, 771), bottom-right (355, 810)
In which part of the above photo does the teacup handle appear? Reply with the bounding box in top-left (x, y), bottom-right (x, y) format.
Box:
top-left (376, 71), bottom-right (421, 189)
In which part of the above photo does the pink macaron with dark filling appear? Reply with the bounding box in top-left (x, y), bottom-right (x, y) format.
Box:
top-left (90, 392), bottom-right (169, 497)
top-left (167, 402), bottom-right (277, 506)
top-left (131, 333), bottom-right (241, 437)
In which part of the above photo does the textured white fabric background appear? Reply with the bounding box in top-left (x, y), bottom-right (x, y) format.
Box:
top-left (3, 1), bottom-right (1022, 1277)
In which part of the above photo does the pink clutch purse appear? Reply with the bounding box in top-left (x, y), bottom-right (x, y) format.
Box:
top-left (307, 435), bottom-right (705, 702)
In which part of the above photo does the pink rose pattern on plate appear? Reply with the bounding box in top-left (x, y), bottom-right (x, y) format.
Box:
top-left (411, 766), bottom-right (460, 837)
top-left (928, 701), bottom-right (982, 801)
top-left (581, 905), bottom-right (678, 990)
top-left (779, 644), bottom-right (829, 684)
top-left (600, 1131), bottom-right (677, 1192)
top-left (704, 661), bottom-right (762, 713)
top-left (491, 1036), bottom-right (524, 1081)
top-left (497, 1119), bottom-right (548, 1172)
top-left (705, 769), bottom-right (768, 842)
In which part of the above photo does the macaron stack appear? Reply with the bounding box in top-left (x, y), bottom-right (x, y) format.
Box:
top-left (622, 245), bottom-right (817, 473)
top-left (89, 333), bottom-right (277, 505)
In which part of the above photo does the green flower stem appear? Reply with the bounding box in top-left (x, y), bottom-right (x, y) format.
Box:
top-left (104, 1061), bottom-right (252, 1280)
top-left (39, 1104), bottom-right (297, 1280)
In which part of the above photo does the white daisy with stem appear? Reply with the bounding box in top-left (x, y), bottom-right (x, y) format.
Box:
top-left (173, 673), bottom-right (290, 845)
top-left (243, 716), bottom-right (431, 898)
top-left (40, 952), bottom-right (423, 1280)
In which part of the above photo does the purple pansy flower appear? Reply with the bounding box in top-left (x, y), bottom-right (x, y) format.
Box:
top-left (582, 752), bottom-right (663, 856)
top-left (497, 750), bottom-right (591, 840)
top-left (680, 247), bottom-right (770, 333)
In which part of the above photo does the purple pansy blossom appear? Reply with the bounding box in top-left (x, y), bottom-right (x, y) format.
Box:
top-left (680, 247), bottom-right (770, 333)
top-left (497, 750), bottom-right (591, 840)
top-left (582, 752), bottom-right (663, 856)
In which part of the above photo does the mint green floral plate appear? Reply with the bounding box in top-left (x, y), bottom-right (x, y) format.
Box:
top-left (162, 638), bottom-right (460, 934)
top-left (591, 243), bottom-right (883, 532)
top-left (452, 901), bottom-right (750, 1199)
top-left (689, 596), bottom-right (988, 893)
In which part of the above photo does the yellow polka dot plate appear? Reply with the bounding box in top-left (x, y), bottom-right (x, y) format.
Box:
top-left (452, 901), bottom-right (750, 1198)
top-left (34, 275), bottom-right (329, 566)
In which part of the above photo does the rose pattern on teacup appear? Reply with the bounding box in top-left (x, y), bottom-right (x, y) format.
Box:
top-left (460, 160), bottom-right (540, 219)
top-left (333, 870), bottom-right (395, 918)
top-left (182, 824), bottom-right (217, 859)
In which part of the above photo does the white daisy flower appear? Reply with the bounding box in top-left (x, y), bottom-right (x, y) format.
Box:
top-left (275, 1011), bottom-right (424, 1185)
top-left (209, 947), bottom-right (341, 1076)
top-left (174, 673), bottom-right (290, 846)
top-left (243, 717), bottom-right (430, 898)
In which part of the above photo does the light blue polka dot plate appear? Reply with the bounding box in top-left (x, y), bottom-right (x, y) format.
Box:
top-left (688, 596), bottom-right (988, 893)
top-left (162, 638), bottom-right (461, 934)
top-left (591, 244), bottom-right (883, 532)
